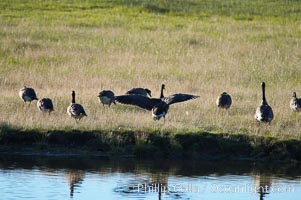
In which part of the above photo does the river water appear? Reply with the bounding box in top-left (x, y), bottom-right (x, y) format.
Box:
top-left (0, 155), bottom-right (300, 200)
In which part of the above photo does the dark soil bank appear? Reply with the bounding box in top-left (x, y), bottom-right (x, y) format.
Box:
top-left (1, 125), bottom-right (301, 162)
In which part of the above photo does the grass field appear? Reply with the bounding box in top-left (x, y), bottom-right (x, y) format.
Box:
top-left (1, 0), bottom-right (301, 140)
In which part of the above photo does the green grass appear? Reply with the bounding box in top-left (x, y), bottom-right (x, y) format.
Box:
top-left (0, 0), bottom-right (301, 140)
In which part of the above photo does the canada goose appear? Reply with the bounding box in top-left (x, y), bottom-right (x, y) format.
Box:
top-left (98, 90), bottom-right (116, 107)
top-left (115, 85), bottom-right (199, 121)
top-left (255, 82), bottom-right (274, 125)
top-left (19, 86), bottom-right (38, 104)
top-left (116, 93), bottom-right (198, 120)
top-left (37, 98), bottom-right (54, 114)
top-left (116, 86), bottom-right (199, 110)
top-left (290, 92), bottom-right (301, 112)
top-left (126, 88), bottom-right (152, 97)
top-left (67, 91), bottom-right (87, 123)
top-left (216, 92), bottom-right (232, 109)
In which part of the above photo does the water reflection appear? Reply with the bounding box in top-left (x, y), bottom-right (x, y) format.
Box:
top-left (253, 174), bottom-right (271, 200)
top-left (114, 171), bottom-right (170, 200)
top-left (66, 170), bottom-right (85, 198)
top-left (0, 155), bottom-right (300, 200)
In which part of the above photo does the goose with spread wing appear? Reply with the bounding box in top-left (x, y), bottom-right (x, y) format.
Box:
top-left (115, 84), bottom-right (199, 121)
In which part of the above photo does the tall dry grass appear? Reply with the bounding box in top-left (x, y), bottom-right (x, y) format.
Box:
top-left (0, 1), bottom-right (301, 139)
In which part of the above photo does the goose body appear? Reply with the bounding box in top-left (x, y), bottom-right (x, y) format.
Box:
top-left (216, 92), bottom-right (232, 109)
top-left (290, 92), bottom-right (301, 112)
top-left (19, 86), bottom-right (38, 103)
top-left (67, 91), bottom-right (87, 122)
top-left (152, 101), bottom-right (169, 121)
top-left (98, 90), bottom-right (116, 107)
top-left (37, 98), bottom-right (54, 114)
top-left (255, 82), bottom-right (274, 124)
top-left (126, 88), bottom-right (152, 97)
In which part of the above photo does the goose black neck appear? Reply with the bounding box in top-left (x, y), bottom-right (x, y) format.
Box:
top-left (262, 83), bottom-right (266, 102)
top-left (72, 91), bottom-right (76, 103)
top-left (160, 84), bottom-right (165, 99)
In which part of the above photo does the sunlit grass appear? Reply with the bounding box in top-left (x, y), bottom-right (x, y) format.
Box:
top-left (0, 0), bottom-right (301, 139)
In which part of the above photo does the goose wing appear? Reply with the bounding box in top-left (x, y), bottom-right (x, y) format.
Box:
top-left (164, 93), bottom-right (199, 105)
top-left (115, 95), bottom-right (161, 111)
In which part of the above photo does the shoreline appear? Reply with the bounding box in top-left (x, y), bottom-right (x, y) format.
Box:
top-left (1, 127), bottom-right (301, 163)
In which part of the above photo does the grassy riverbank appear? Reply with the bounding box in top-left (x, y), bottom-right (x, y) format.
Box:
top-left (1, 0), bottom-right (301, 158)
top-left (1, 124), bottom-right (301, 162)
